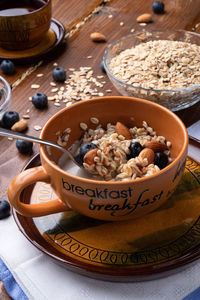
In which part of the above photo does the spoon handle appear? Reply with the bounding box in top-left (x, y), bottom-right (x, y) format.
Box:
top-left (0, 128), bottom-right (77, 164)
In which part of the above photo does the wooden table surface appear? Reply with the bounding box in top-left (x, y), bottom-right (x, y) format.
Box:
top-left (0, 0), bottom-right (200, 298)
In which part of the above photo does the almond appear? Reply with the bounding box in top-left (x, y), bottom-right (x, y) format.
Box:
top-left (136, 13), bottom-right (152, 23)
top-left (90, 32), bottom-right (106, 42)
top-left (84, 148), bottom-right (98, 165)
top-left (116, 122), bottom-right (132, 139)
top-left (139, 148), bottom-right (155, 165)
top-left (11, 120), bottom-right (28, 132)
top-left (144, 141), bottom-right (168, 152)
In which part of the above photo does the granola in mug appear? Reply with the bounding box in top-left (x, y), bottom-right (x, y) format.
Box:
top-left (65, 119), bottom-right (172, 181)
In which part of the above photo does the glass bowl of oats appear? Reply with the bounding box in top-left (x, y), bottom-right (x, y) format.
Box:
top-left (103, 29), bottom-right (200, 111)
top-left (0, 76), bottom-right (11, 121)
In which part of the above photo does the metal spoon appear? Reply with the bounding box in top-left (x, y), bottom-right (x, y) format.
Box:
top-left (0, 127), bottom-right (81, 168)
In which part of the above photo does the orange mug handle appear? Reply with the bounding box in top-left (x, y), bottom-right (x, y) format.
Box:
top-left (8, 166), bottom-right (70, 217)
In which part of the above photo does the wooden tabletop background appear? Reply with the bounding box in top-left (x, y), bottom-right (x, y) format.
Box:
top-left (0, 0), bottom-right (200, 298)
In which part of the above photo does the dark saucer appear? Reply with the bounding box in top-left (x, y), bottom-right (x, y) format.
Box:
top-left (0, 18), bottom-right (66, 63)
top-left (12, 154), bottom-right (200, 282)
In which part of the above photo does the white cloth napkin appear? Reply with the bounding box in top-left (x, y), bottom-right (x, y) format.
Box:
top-left (1, 215), bottom-right (200, 300)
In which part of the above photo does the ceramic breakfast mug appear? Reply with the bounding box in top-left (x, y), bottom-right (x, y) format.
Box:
top-left (0, 0), bottom-right (51, 50)
top-left (8, 97), bottom-right (188, 221)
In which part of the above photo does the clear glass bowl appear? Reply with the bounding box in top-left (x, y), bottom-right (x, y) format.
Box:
top-left (103, 29), bottom-right (200, 111)
top-left (0, 76), bottom-right (11, 120)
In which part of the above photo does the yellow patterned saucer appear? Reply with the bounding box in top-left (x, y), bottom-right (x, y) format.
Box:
top-left (13, 154), bottom-right (200, 281)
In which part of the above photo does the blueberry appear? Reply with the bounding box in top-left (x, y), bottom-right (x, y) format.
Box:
top-left (32, 93), bottom-right (48, 109)
top-left (2, 110), bottom-right (19, 128)
top-left (0, 199), bottom-right (10, 219)
top-left (52, 67), bottom-right (66, 82)
top-left (75, 153), bottom-right (84, 166)
top-left (100, 61), bottom-right (106, 73)
top-left (154, 152), bottom-right (168, 169)
top-left (77, 143), bottom-right (98, 166)
top-left (152, 1), bottom-right (165, 14)
top-left (16, 140), bottom-right (33, 154)
top-left (128, 142), bottom-right (143, 159)
top-left (0, 60), bottom-right (15, 75)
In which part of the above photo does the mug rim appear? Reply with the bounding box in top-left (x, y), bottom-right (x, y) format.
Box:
top-left (40, 96), bottom-right (188, 185)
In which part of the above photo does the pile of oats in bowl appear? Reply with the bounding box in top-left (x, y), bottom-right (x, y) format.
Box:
top-left (104, 30), bottom-right (200, 111)
top-left (72, 119), bottom-right (172, 181)
top-left (109, 40), bottom-right (200, 90)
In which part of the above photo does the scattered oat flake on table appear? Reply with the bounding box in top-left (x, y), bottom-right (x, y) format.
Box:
top-left (48, 96), bottom-right (56, 101)
top-left (53, 62), bottom-right (58, 66)
top-left (31, 84), bottom-right (40, 89)
top-left (51, 88), bottom-right (58, 92)
top-left (120, 22), bottom-right (124, 26)
top-left (50, 82), bottom-right (57, 86)
top-left (37, 74), bottom-right (43, 77)
top-left (87, 56), bottom-right (92, 59)
top-left (108, 14), bottom-right (113, 18)
top-left (22, 115), bottom-right (30, 119)
top-left (34, 125), bottom-right (42, 131)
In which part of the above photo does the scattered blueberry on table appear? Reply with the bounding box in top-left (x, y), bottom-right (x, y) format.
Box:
top-left (32, 92), bottom-right (48, 109)
top-left (154, 152), bottom-right (168, 169)
top-left (0, 199), bottom-right (10, 220)
top-left (152, 1), bottom-right (165, 14)
top-left (0, 59), bottom-right (15, 75)
top-left (75, 143), bottom-right (98, 166)
top-left (16, 140), bottom-right (33, 154)
top-left (2, 110), bottom-right (19, 128)
top-left (52, 67), bottom-right (66, 82)
top-left (100, 60), bottom-right (106, 73)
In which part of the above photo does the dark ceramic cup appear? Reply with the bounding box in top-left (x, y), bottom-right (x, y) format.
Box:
top-left (0, 0), bottom-right (51, 50)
